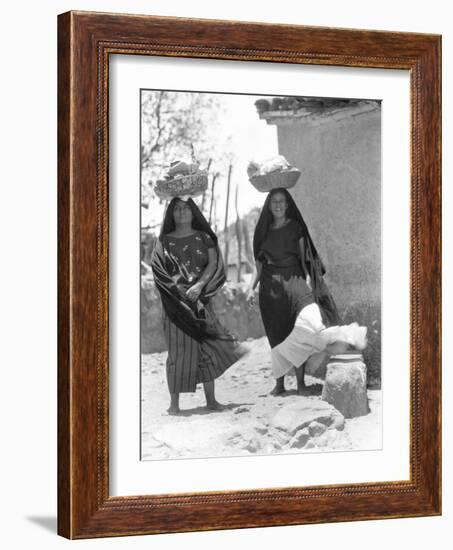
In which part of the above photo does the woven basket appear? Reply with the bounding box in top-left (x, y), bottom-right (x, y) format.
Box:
top-left (154, 172), bottom-right (208, 200)
top-left (249, 168), bottom-right (301, 193)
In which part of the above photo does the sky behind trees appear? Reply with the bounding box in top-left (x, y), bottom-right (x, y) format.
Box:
top-left (141, 90), bottom-right (278, 230)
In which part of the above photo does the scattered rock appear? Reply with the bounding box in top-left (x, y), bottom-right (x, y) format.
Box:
top-left (270, 427), bottom-right (291, 446)
top-left (289, 428), bottom-right (310, 449)
top-left (308, 421), bottom-right (327, 437)
top-left (322, 356), bottom-right (370, 418)
top-left (271, 400), bottom-right (345, 436)
top-left (234, 405), bottom-right (251, 414)
top-left (254, 424), bottom-right (268, 436)
top-left (241, 438), bottom-right (261, 453)
top-left (328, 413), bottom-right (345, 431)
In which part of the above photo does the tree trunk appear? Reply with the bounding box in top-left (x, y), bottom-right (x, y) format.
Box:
top-left (242, 219), bottom-right (255, 272)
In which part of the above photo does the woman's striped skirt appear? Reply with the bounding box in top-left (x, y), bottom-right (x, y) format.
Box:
top-left (163, 304), bottom-right (246, 394)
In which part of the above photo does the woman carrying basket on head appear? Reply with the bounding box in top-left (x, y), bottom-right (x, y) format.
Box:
top-left (151, 197), bottom-right (248, 415)
top-left (247, 185), bottom-right (367, 396)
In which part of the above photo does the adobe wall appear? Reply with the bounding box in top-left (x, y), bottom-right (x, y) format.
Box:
top-left (275, 108), bottom-right (381, 310)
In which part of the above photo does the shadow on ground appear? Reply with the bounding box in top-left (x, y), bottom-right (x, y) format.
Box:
top-left (258, 383), bottom-right (323, 399)
top-left (170, 402), bottom-right (254, 417)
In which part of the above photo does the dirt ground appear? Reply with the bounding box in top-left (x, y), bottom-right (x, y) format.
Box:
top-left (141, 337), bottom-right (382, 460)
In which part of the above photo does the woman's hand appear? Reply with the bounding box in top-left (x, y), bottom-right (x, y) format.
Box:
top-left (246, 287), bottom-right (257, 307)
top-left (185, 281), bottom-right (204, 302)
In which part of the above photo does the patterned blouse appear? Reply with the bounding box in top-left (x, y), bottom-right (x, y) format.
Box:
top-left (163, 230), bottom-right (215, 290)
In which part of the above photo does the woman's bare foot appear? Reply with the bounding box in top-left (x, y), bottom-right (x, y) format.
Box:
top-left (271, 377), bottom-right (286, 396)
top-left (297, 384), bottom-right (309, 396)
top-left (270, 385), bottom-right (286, 396)
top-left (203, 381), bottom-right (225, 411)
top-left (168, 393), bottom-right (180, 415)
top-left (295, 363), bottom-right (306, 395)
top-left (206, 400), bottom-right (225, 411)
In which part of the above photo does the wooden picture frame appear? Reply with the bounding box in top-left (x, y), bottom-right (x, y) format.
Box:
top-left (58, 10), bottom-right (441, 539)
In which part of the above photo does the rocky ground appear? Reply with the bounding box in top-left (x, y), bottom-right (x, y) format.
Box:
top-left (141, 337), bottom-right (382, 460)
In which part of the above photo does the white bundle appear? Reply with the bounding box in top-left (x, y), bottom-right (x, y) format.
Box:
top-left (247, 155), bottom-right (301, 193)
top-left (247, 155), bottom-right (292, 178)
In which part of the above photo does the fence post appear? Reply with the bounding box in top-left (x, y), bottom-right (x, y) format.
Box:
top-left (208, 172), bottom-right (218, 225)
top-left (235, 184), bottom-right (243, 281)
top-left (201, 158), bottom-right (212, 214)
top-left (223, 164), bottom-right (232, 270)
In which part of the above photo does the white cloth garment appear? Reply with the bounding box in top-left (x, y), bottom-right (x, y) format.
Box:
top-left (271, 303), bottom-right (367, 378)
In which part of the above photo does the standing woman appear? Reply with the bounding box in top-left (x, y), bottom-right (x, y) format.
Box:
top-left (247, 188), bottom-right (366, 395)
top-left (151, 198), bottom-right (246, 414)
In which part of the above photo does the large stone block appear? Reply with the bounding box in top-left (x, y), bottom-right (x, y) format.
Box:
top-left (322, 354), bottom-right (369, 418)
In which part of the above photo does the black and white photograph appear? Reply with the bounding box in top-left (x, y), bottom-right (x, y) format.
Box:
top-left (2, 0), bottom-right (448, 546)
top-left (140, 89), bottom-right (382, 461)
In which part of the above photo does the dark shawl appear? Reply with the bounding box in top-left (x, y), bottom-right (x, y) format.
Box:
top-left (151, 198), bottom-right (227, 342)
top-left (253, 188), bottom-right (340, 326)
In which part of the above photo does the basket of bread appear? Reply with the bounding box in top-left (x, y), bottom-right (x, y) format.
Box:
top-left (247, 155), bottom-right (301, 192)
top-left (155, 160), bottom-right (208, 200)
